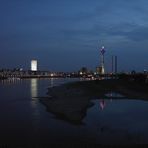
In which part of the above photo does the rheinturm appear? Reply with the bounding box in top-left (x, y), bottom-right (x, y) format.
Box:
top-left (100, 46), bottom-right (105, 74)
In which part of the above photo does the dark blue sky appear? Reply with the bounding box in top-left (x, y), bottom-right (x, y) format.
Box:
top-left (0, 0), bottom-right (148, 72)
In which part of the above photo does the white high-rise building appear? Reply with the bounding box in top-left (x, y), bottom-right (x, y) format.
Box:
top-left (31, 60), bottom-right (37, 71)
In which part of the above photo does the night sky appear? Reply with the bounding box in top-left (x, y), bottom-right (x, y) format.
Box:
top-left (0, 0), bottom-right (148, 72)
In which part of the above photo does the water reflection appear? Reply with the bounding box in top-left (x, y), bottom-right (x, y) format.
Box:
top-left (100, 99), bottom-right (106, 110)
top-left (0, 78), bottom-right (22, 85)
top-left (31, 79), bottom-right (38, 98)
top-left (99, 99), bottom-right (113, 110)
top-left (105, 91), bottom-right (124, 98)
top-left (30, 79), bottom-right (39, 111)
top-left (30, 79), bottom-right (42, 127)
top-left (85, 98), bottom-right (148, 144)
top-left (99, 92), bottom-right (115, 110)
top-left (99, 92), bottom-right (125, 110)
top-left (42, 91), bottom-right (124, 123)
top-left (49, 78), bottom-right (54, 88)
top-left (1, 78), bottom-right (148, 144)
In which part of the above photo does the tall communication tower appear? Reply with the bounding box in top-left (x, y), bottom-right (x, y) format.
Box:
top-left (100, 46), bottom-right (106, 74)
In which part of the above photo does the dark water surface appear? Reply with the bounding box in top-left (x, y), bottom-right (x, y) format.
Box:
top-left (0, 78), bottom-right (148, 145)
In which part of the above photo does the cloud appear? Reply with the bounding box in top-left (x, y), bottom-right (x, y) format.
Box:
top-left (106, 24), bottom-right (148, 42)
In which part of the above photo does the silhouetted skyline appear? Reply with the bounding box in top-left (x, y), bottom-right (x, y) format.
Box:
top-left (0, 0), bottom-right (148, 72)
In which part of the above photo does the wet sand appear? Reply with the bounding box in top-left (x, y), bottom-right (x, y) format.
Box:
top-left (40, 79), bottom-right (148, 124)
top-left (40, 85), bottom-right (91, 124)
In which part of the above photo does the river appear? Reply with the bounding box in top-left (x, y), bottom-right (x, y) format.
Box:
top-left (0, 78), bottom-right (148, 145)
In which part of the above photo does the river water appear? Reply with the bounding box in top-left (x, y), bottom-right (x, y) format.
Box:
top-left (0, 78), bottom-right (148, 145)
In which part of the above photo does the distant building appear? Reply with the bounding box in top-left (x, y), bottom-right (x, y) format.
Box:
top-left (31, 60), bottom-right (37, 71)
top-left (112, 55), bottom-right (118, 74)
top-left (96, 66), bottom-right (103, 74)
top-left (79, 67), bottom-right (88, 75)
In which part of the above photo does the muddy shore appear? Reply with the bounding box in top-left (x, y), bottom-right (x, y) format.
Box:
top-left (40, 79), bottom-right (148, 124)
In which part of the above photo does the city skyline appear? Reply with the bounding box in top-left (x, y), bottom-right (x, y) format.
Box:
top-left (0, 0), bottom-right (148, 72)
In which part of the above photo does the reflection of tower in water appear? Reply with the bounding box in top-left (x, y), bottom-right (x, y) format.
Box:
top-left (99, 92), bottom-right (115, 110)
top-left (100, 100), bottom-right (106, 110)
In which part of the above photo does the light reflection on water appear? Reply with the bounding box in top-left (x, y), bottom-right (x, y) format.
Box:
top-left (30, 79), bottom-right (40, 126)
top-left (96, 92), bottom-right (123, 111)
top-left (30, 79), bottom-right (39, 116)
top-left (49, 78), bottom-right (54, 88)
top-left (31, 79), bottom-right (38, 98)
top-left (0, 78), bottom-right (148, 144)
top-left (84, 98), bottom-right (148, 144)
top-left (105, 91), bottom-right (125, 98)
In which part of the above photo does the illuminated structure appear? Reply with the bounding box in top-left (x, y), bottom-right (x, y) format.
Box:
top-left (96, 46), bottom-right (106, 74)
top-left (100, 100), bottom-right (106, 110)
top-left (100, 46), bottom-right (105, 74)
top-left (31, 60), bottom-right (37, 71)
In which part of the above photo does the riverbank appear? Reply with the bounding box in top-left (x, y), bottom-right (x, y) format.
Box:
top-left (65, 79), bottom-right (148, 99)
top-left (40, 84), bottom-right (91, 124)
top-left (40, 79), bottom-right (148, 124)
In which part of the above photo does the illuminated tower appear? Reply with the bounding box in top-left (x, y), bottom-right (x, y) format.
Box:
top-left (31, 60), bottom-right (37, 71)
top-left (100, 46), bottom-right (105, 74)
